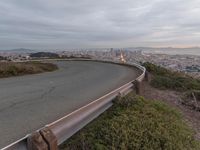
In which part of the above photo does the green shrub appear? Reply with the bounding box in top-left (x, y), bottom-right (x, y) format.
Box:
top-left (143, 62), bottom-right (200, 91)
top-left (0, 62), bottom-right (58, 78)
top-left (143, 62), bottom-right (172, 76)
top-left (60, 94), bottom-right (200, 150)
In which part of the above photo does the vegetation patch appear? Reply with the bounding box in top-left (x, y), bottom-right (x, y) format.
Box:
top-left (0, 61), bottom-right (58, 78)
top-left (60, 93), bottom-right (200, 150)
top-left (30, 52), bottom-right (60, 58)
top-left (143, 62), bottom-right (200, 91)
top-left (181, 90), bottom-right (200, 111)
top-left (0, 56), bottom-right (7, 61)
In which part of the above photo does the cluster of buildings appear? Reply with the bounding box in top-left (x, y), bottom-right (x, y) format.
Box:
top-left (0, 51), bottom-right (30, 62)
top-left (0, 48), bottom-right (199, 78)
top-left (58, 48), bottom-right (200, 78)
top-left (137, 53), bottom-right (200, 78)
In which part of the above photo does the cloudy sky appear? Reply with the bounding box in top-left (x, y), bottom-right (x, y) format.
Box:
top-left (0, 0), bottom-right (200, 49)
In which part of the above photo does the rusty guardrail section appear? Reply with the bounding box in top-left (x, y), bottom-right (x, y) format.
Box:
top-left (2, 60), bottom-right (146, 150)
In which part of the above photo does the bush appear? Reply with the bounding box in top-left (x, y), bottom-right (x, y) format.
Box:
top-left (143, 62), bottom-right (169, 76)
top-left (60, 94), bottom-right (200, 150)
top-left (185, 91), bottom-right (200, 100)
top-left (0, 62), bottom-right (58, 78)
top-left (143, 62), bottom-right (200, 91)
top-left (181, 90), bottom-right (200, 110)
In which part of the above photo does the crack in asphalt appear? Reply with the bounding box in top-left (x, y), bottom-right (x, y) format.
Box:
top-left (40, 86), bottom-right (56, 99)
top-left (0, 86), bottom-right (56, 113)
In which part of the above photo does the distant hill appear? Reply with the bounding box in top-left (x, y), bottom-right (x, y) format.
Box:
top-left (0, 48), bottom-right (37, 54)
top-left (8, 48), bottom-right (37, 53)
top-left (30, 52), bottom-right (59, 58)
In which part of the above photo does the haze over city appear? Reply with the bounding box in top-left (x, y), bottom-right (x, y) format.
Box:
top-left (1, 0), bottom-right (200, 50)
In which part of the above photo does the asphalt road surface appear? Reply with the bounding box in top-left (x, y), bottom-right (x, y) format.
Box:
top-left (0, 60), bottom-right (141, 148)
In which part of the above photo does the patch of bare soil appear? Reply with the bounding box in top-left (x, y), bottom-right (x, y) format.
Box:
top-left (143, 81), bottom-right (200, 140)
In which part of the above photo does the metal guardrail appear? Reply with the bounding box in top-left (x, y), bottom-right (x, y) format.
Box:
top-left (2, 60), bottom-right (146, 150)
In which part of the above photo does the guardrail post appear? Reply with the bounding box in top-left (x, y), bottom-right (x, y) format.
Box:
top-left (145, 71), bottom-right (150, 82)
top-left (135, 80), bottom-right (143, 95)
top-left (40, 127), bottom-right (58, 150)
top-left (27, 132), bottom-right (48, 150)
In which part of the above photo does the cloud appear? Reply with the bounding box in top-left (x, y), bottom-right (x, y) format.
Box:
top-left (0, 0), bottom-right (200, 49)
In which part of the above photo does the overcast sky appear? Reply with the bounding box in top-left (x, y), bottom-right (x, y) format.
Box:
top-left (0, 0), bottom-right (200, 49)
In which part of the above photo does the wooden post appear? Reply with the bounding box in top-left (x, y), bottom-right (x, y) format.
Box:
top-left (40, 127), bottom-right (58, 150)
top-left (145, 71), bottom-right (150, 82)
top-left (27, 132), bottom-right (48, 150)
top-left (135, 80), bottom-right (143, 95)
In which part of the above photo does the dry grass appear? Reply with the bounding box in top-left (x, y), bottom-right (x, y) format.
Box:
top-left (0, 61), bottom-right (58, 78)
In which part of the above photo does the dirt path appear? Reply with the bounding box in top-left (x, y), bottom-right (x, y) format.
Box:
top-left (143, 81), bottom-right (200, 140)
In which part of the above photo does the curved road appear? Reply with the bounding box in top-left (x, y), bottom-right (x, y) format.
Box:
top-left (0, 60), bottom-right (140, 148)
